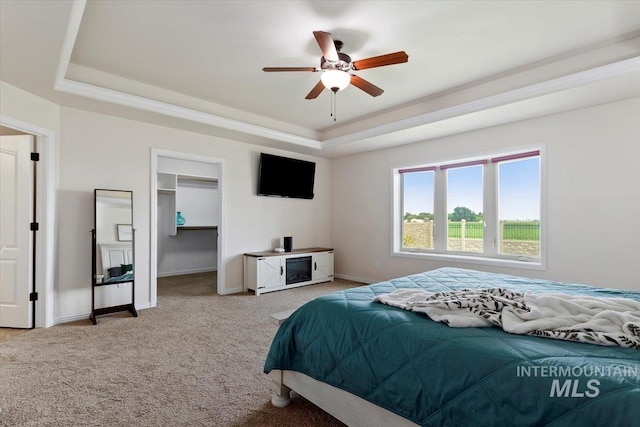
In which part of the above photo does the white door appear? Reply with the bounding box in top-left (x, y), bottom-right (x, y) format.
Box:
top-left (313, 252), bottom-right (334, 281)
top-left (0, 135), bottom-right (33, 328)
top-left (257, 257), bottom-right (283, 289)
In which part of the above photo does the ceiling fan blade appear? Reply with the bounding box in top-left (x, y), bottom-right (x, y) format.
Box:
top-left (305, 80), bottom-right (325, 99)
top-left (350, 75), bottom-right (384, 97)
top-left (352, 51), bottom-right (409, 70)
top-left (262, 67), bottom-right (318, 72)
top-left (313, 31), bottom-right (339, 62)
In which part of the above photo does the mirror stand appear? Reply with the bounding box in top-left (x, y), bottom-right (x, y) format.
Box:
top-left (90, 228), bottom-right (137, 325)
top-left (90, 189), bottom-right (138, 325)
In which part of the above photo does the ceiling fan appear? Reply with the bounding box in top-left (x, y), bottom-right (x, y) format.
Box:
top-left (263, 31), bottom-right (409, 100)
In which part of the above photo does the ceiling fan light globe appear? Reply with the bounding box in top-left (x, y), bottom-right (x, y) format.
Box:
top-left (321, 70), bottom-right (350, 91)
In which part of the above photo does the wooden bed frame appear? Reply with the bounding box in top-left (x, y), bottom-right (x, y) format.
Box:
top-left (268, 309), bottom-right (419, 426)
top-left (269, 369), bottom-right (419, 427)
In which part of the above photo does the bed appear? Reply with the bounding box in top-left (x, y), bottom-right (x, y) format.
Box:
top-left (99, 243), bottom-right (134, 283)
top-left (264, 267), bottom-right (640, 426)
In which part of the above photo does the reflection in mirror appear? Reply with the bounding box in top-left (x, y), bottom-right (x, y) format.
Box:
top-left (95, 190), bottom-right (133, 285)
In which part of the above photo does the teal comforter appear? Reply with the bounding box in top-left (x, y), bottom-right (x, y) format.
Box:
top-left (264, 268), bottom-right (640, 426)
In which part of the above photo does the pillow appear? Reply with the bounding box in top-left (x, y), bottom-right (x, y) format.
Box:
top-left (121, 264), bottom-right (133, 273)
top-left (107, 266), bottom-right (122, 278)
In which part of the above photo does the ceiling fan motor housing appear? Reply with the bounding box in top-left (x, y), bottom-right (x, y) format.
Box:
top-left (320, 53), bottom-right (352, 71)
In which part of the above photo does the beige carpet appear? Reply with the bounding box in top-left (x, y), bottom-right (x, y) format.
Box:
top-left (0, 273), bottom-right (362, 426)
top-left (0, 328), bottom-right (27, 343)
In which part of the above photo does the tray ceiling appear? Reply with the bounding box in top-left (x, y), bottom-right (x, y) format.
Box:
top-left (2, 1), bottom-right (640, 157)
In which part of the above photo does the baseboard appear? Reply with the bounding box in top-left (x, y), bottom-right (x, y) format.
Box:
top-left (334, 273), bottom-right (375, 285)
top-left (53, 302), bottom-right (151, 326)
top-left (157, 267), bottom-right (217, 278)
top-left (54, 312), bottom-right (91, 325)
top-left (218, 286), bottom-right (244, 295)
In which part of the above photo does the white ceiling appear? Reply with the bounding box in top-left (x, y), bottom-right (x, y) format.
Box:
top-left (1, 0), bottom-right (640, 157)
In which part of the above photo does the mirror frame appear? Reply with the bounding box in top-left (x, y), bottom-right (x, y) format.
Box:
top-left (91, 189), bottom-right (137, 325)
top-left (93, 189), bottom-right (134, 285)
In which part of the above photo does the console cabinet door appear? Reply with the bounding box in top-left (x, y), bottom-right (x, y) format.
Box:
top-left (257, 257), bottom-right (283, 289)
top-left (312, 252), bottom-right (334, 281)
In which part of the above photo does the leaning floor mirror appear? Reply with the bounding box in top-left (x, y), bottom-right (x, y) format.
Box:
top-left (91, 189), bottom-right (137, 325)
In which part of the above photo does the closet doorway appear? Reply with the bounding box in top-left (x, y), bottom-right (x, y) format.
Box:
top-left (150, 149), bottom-right (225, 306)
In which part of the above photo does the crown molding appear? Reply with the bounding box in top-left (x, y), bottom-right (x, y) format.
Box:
top-left (54, 78), bottom-right (322, 149)
top-left (55, 1), bottom-right (321, 149)
top-left (55, 56), bottom-right (640, 152)
top-left (55, 0), bottom-right (86, 85)
top-left (53, 0), bottom-right (640, 154)
top-left (321, 56), bottom-right (640, 149)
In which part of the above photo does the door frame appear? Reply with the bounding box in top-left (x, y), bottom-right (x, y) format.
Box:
top-left (150, 148), bottom-right (226, 306)
top-left (1, 115), bottom-right (56, 328)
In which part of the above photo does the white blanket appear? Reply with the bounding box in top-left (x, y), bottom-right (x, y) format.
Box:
top-left (373, 288), bottom-right (640, 349)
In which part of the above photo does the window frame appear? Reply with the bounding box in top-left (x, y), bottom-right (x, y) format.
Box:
top-left (392, 146), bottom-right (546, 271)
top-left (399, 168), bottom-right (436, 250)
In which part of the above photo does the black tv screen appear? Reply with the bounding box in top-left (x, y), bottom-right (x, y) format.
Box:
top-left (258, 153), bottom-right (315, 199)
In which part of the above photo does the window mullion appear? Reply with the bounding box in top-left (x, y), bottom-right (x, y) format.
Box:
top-left (483, 163), bottom-right (497, 257)
top-left (434, 168), bottom-right (447, 252)
top-left (397, 172), bottom-right (405, 252)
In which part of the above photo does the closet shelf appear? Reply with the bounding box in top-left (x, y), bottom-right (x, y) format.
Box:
top-left (177, 226), bottom-right (218, 231)
top-left (157, 171), bottom-right (218, 237)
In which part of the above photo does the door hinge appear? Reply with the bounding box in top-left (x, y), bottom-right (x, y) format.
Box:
top-left (29, 292), bottom-right (38, 301)
top-left (30, 222), bottom-right (39, 231)
top-left (31, 152), bottom-right (40, 161)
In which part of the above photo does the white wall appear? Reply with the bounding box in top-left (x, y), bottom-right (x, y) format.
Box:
top-left (0, 82), bottom-right (60, 132)
top-left (57, 106), bottom-right (331, 320)
top-left (157, 193), bottom-right (217, 276)
top-left (4, 77), bottom-right (637, 325)
top-left (96, 201), bottom-right (132, 245)
top-left (95, 200), bottom-right (132, 275)
top-left (331, 98), bottom-right (640, 291)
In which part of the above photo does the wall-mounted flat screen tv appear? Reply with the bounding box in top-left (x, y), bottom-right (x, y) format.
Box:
top-left (257, 153), bottom-right (315, 199)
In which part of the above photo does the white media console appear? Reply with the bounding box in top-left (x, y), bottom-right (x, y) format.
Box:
top-left (243, 247), bottom-right (334, 295)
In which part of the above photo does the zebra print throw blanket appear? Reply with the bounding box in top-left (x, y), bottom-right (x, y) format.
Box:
top-left (374, 288), bottom-right (640, 349)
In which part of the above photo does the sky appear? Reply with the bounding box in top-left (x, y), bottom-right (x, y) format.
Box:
top-left (403, 170), bottom-right (435, 215)
top-left (403, 157), bottom-right (540, 220)
top-left (497, 157), bottom-right (540, 220)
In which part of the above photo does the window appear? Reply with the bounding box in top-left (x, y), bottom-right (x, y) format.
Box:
top-left (497, 155), bottom-right (541, 258)
top-left (446, 164), bottom-right (484, 253)
top-left (395, 149), bottom-right (542, 267)
top-left (401, 168), bottom-right (435, 250)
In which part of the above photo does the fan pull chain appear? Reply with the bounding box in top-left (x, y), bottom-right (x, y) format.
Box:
top-left (330, 90), bottom-right (337, 122)
top-left (330, 91), bottom-right (334, 120)
top-left (334, 91), bottom-right (337, 122)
